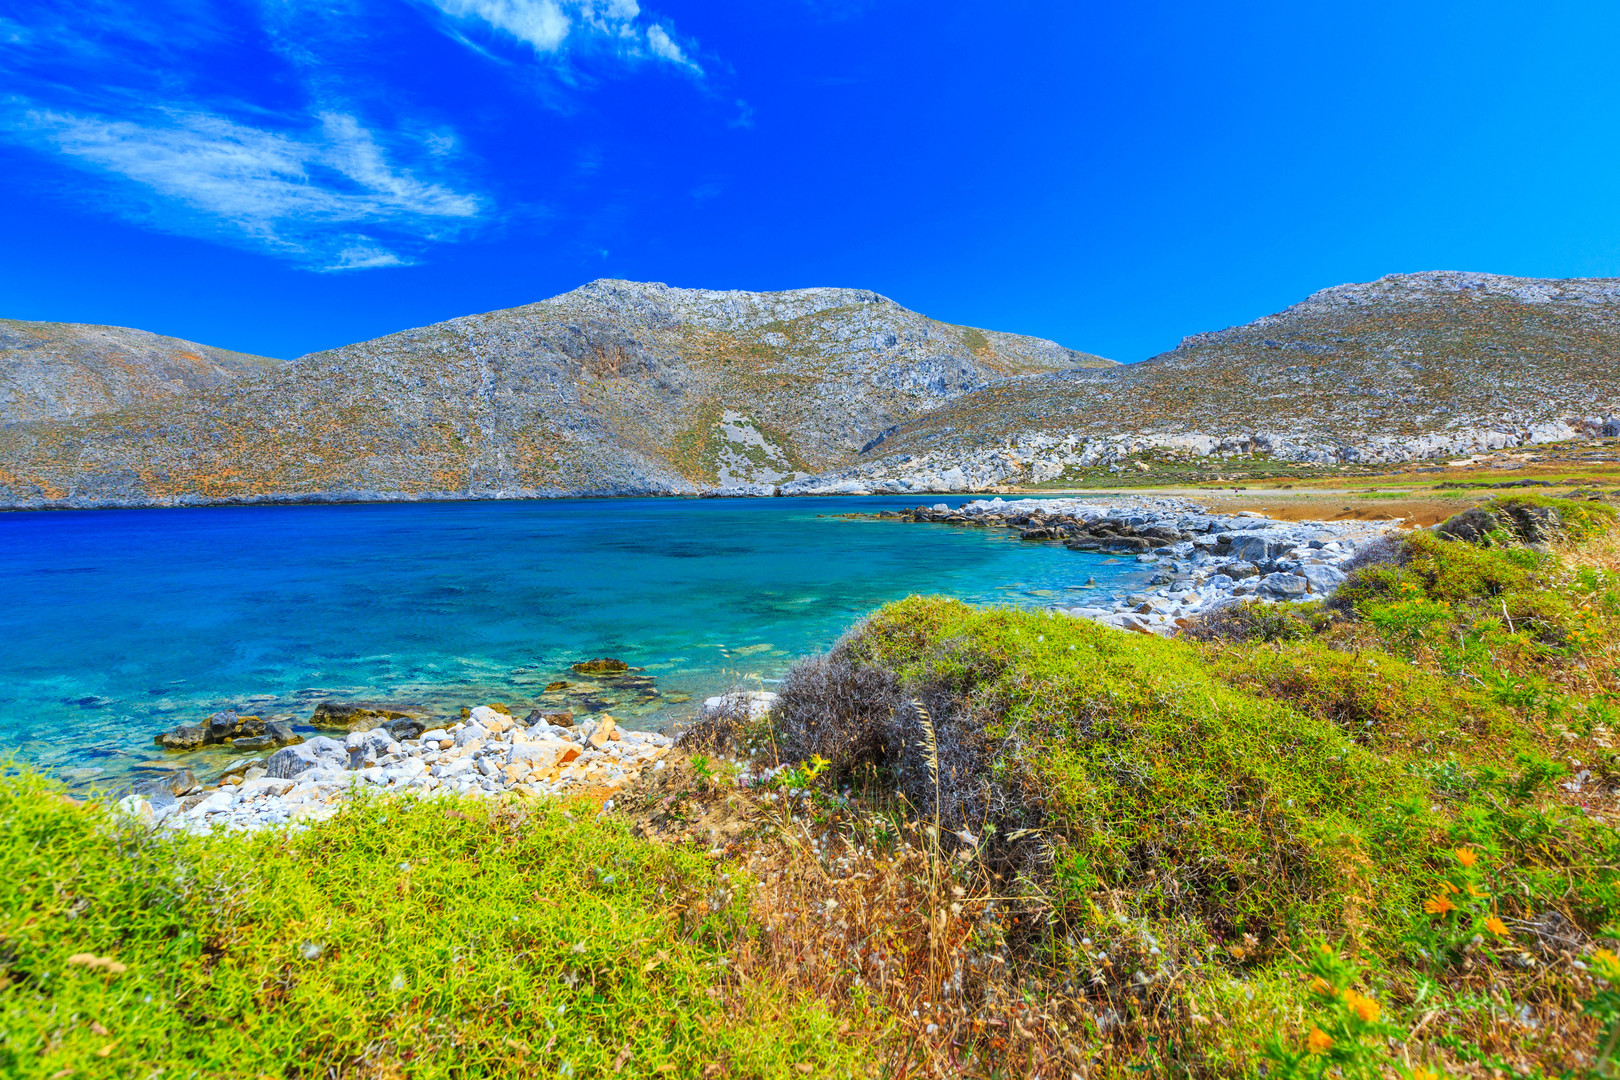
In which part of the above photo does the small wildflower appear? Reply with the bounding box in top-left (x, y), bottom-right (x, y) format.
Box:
top-left (1454, 847), bottom-right (1478, 868)
top-left (1411, 1069), bottom-right (1440, 1080)
top-left (1345, 989), bottom-right (1380, 1023)
top-left (1484, 915), bottom-right (1510, 937)
top-left (1305, 1027), bottom-right (1333, 1054)
top-left (1306, 976), bottom-right (1333, 997)
top-left (1424, 895), bottom-right (1457, 916)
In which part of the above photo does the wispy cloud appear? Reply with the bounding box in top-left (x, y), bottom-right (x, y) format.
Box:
top-left (425, 0), bottom-right (702, 72)
top-left (0, 0), bottom-right (717, 269)
top-left (11, 107), bottom-right (483, 270)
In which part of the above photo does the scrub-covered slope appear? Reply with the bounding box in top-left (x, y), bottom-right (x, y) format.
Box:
top-left (797, 272), bottom-right (1620, 493)
top-left (0, 319), bottom-right (281, 424)
top-left (0, 280), bottom-right (1105, 508)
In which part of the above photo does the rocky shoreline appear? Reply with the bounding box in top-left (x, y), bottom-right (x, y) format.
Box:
top-left (124, 703), bottom-right (682, 833)
top-left (887, 496), bottom-right (1398, 634)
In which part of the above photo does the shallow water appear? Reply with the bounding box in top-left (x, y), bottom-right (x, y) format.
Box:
top-left (0, 496), bottom-right (1154, 787)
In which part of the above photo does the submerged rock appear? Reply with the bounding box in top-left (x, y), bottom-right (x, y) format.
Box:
top-left (312, 702), bottom-right (411, 732)
top-left (571, 658), bottom-right (630, 675)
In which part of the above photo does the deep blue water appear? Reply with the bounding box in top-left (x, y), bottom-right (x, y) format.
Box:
top-left (0, 497), bottom-right (1152, 787)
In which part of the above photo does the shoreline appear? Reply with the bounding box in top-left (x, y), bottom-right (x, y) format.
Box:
top-left (890, 495), bottom-right (1398, 635)
top-left (102, 497), bottom-right (1396, 826)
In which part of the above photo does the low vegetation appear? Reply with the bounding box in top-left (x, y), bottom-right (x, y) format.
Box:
top-left (7, 493), bottom-right (1620, 1076)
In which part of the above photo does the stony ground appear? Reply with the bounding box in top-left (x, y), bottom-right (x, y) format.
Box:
top-left (132, 705), bottom-right (678, 833)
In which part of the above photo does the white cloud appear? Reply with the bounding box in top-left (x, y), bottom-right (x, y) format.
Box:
top-left (11, 106), bottom-right (483, 270)
top-left (646, 25), bottom-right (693, 68)
top-left (430, 0), bottom-right (571, 52)
top-left (426, 0), bottom-right (700, 72)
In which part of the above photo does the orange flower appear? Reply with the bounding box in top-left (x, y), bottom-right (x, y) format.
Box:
top-left (1484, 915), bottom-right (1510, 937)
top-left (1424, 894), bottom-right (1457, 916)
top-left (1344, 990), bottom-right (1381, 1023)
top-left (1307, 976), bottom-right (1334, 997)
top-left (1305, 1027), bottom-right (1333, 1054)
top-left (1443, 881), bottom-right (1461, 894)
top-left (1466, 884), bottom-right (1486, 899)
top-left (1454, 848), bottom-right (1478, 868)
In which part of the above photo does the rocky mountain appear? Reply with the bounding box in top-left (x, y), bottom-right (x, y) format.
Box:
top-left (792, 272), bottom-right (1620, 494)
top-left (0, 280), bottom-right (1105, 508)
top-left (0, 319), bottom-right (280, 424)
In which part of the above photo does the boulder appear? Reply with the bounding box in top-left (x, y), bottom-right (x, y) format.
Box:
top-left (510, 740), bottom-right (580, 770)
top-left (155, 724), bottom-right (208, 751)
top-left (1223, 561), bottom-right (1261, 580)
top-left (383, 717), bottom-right (426, 741)
top-left (265, 736), bottom-right (347, 780)
top-left (1258, 572), bottom-right (1309, 598)
top-left (588, 716), bottom-right (618, 749)
top-left (1300, 563), bottom-right (1348, 594)
top-left (1225, 534), bottom-right (1289, 565)
top-left (205, 711), bottom-right (265, 742)
top-left (525, 709), bottom-right (575, 728)
top-left (230, 734), bottom-right (277, 751)
top-left (264, 721), bottom-right (303, 747)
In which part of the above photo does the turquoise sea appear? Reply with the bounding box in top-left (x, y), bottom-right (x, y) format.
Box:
top-left (0, 497), bottom-right (1153, 788)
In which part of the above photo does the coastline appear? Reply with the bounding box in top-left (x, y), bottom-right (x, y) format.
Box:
top-left (100, 496), bottom-right (1394, 828)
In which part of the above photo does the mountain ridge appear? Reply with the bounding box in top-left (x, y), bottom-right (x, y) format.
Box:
top-left (0, 279), bottom-right (1104, 508)
top-left (0, 319), bottom-right (281, 425)
top-left (787, 271), bottom-right (1620, 494)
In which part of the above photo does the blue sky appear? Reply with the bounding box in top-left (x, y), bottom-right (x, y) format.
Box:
top-left (2, 1), bottom-right (1618, 362)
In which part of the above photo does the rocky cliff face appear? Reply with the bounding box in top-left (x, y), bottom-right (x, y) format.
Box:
top-left (792, 272), bottom-right (1620, 494)
top-left (0, 320), bottom-right (281, 424)
top-left (0, 280), bottom-right (1104, 508)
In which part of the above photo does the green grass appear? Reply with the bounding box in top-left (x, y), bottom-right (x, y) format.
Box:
top-left (0, 779), bottom-right (868, 1079)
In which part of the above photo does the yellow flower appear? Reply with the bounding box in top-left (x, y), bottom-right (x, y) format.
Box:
top-left (1424, 895), bottom-right (1457, 916)
top-left (1484, 915), bottom-right (1510, 937)
top-left (1592, 949), bottom-right (1620, 982)
top-left (1306, 976), bottom-right (1333, 997)
top-left (1454, 847), bottom-right (1478, 868)
top-left (1410, 1069), bottom-right (1440, 1080)
top-left (1344, 990), bottom-right (1381, 1023)
top-left (1443, 881), bottom-right (1461, 894)
top-left (1305, 1027), bottom-right (1333, 1054)
top-left (1466, 883), bottom-right (1486, 899)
